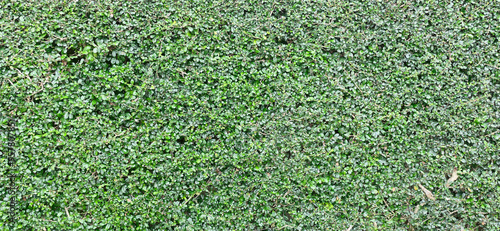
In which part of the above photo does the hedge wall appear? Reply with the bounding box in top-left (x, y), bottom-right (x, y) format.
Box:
top-left (1, 0), bottom-right (499, 230)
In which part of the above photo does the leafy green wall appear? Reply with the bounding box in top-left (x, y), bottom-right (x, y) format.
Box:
top-left (1, 0), bottom-right (499, 230)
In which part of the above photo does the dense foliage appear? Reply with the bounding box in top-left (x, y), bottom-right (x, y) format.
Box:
top-left (1, 0), bottom-right (499, 230)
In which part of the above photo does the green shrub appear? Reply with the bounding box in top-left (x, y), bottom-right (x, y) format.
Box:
top-left (1, 0), bottom-right (499, 230)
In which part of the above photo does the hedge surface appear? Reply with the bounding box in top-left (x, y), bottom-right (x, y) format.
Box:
top-left (1, 0), bottom-right (499, 230)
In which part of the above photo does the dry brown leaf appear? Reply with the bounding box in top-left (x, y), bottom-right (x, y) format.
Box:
top-left (414, 204), bottom-right (420, 214)
top-left (446, 167), bottom-right (458, 187)
top-left (418, 184), bottom-right (436, 201)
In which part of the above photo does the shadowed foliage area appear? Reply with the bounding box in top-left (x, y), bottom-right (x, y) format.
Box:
top-left (0, 0), bottom-right (499, 230)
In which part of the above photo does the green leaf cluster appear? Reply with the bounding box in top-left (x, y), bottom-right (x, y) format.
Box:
top-left (1, 0), bottom-right (499, 230)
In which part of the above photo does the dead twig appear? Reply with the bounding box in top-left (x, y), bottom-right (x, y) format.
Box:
top-left (486, 64), bottom-right (499, 69)
top-left (16, 68), bottom-right (31, 81)
top-left (277, 225), bottom-right (292, 230)
top-left (65, 207), bottom-right (71, 219)
top-left (7, 79), bottom-right (18, 90)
